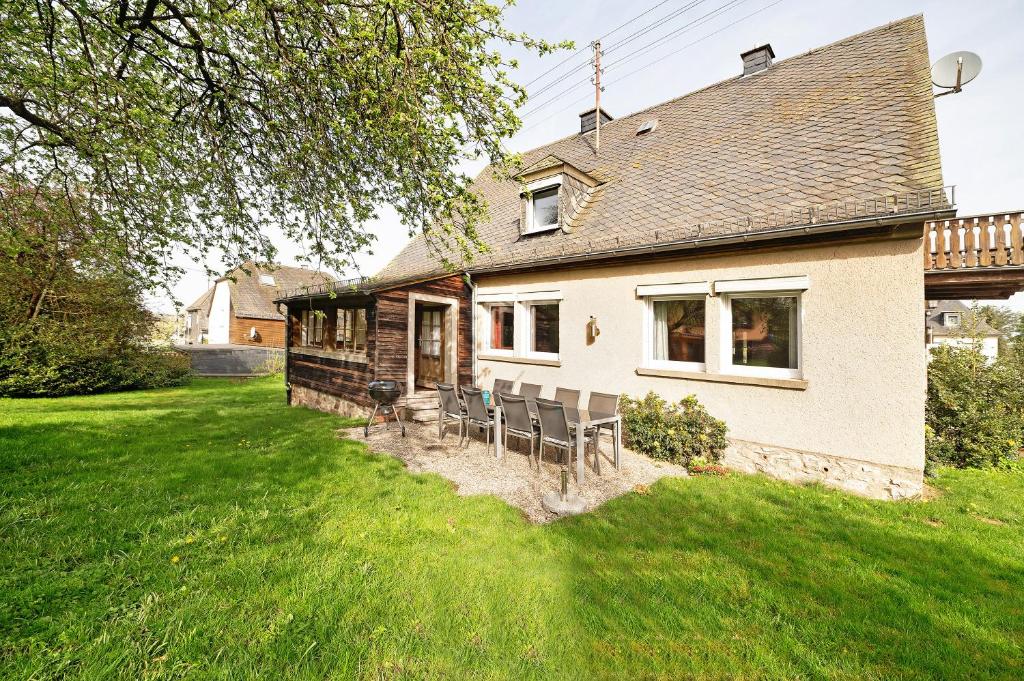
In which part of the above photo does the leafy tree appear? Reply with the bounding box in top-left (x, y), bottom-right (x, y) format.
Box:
top-left (0, 183), bottom-right (190, 396)
top-left (974, 304), bottom-right (1021, 355)
top-left (1, 1), bottom-right (567, 290)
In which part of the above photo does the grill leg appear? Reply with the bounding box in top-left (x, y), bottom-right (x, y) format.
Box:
top-left (365, 403), bottom-right (379, 437)
top-left (394, 406), bottom-right (406, 437)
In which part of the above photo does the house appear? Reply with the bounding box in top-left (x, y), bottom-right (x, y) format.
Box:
top-left (277, 16), bottom-right (959, 500)
top-left (184, 263), bottom-right (331, 347)
top-left (926, 300), bottom-right (1000, 360)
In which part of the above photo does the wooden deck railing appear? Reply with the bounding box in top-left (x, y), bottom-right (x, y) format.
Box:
top-left (925, 212), bottom-right (1024, 270)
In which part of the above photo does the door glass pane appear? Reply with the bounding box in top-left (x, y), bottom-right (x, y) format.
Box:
top-left (490, 305), bottom-right (514, 350)
top-left (652, 299), bottom-right (705, 363)
top-left (731, 297), bottom-right (797, 369)
top-left (531, 304), bottom-right (559, 354)
top-left (354, 309), bottom-right (366, 351)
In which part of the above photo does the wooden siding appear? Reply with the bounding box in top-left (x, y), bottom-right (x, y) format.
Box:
top-left (374, 274), bottom-right (473, 388)
top-left (230, 316), bottom-right (286, 347)
top-left (285, 274), bottom-right (472, 407)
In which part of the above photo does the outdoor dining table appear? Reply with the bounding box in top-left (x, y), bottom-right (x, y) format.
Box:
top-left (491, 400), bottom-right (621, 485)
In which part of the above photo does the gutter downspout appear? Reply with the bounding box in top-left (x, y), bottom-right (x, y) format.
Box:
top-left (463, 273), bottom-right (478, 383)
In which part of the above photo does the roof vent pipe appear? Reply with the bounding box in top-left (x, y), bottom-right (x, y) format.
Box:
top-left (740, 43), bottom-right (775, 76)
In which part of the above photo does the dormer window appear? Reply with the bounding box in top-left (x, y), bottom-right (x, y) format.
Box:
top-left (522, 176), bottom-right (563, 235)
top-left (944, 312), bottom-right (961, 327)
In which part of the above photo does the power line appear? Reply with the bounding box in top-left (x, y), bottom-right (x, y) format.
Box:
top-left (516, 0), bottom-right (783, 135)
top-left (522, 0), bottom-right (696, 99)
top-left (602, 0), bottom-right (711, 56)
top-left (522, 0), bottom-right (745, 120)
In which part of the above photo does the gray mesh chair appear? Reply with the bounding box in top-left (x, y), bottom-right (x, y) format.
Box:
top-left (586, 391), bottom-right (620, 461)
top-left (553, 387), bottom-right (580, 408)
top-left (499, 393), bottom-right (539, 470)
top-left (435, 383), bottom-right (467, 443)
top-left (492, 379), bottom-right (514, 408)
top-left (536, 397), bottom-right (594, 472)
top-left (518, 383), bottom-right (542, 399)
top-left (462, 387), bottom-right (496, 454)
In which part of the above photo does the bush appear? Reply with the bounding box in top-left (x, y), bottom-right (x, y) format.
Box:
top-left (926, 344), bottom-right (1024, 469)
top-left (0, 322), bottom-right (192, 397)
top-left (620, 392), bottom-right (728, 466)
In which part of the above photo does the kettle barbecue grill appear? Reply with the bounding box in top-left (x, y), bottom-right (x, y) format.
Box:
top-left (365, 380), bottom-right (406, 437)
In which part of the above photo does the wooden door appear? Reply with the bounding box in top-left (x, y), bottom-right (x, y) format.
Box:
top-left (415, 306), bottom-right (445, 387)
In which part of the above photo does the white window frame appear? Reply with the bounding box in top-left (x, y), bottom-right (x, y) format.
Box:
top-left (719, 289), bottom-right (804, 380)
top-left (479, 290), bottom-right (563, 360)
top-left (522, 299), bottom-right (561, 361)
top-left (944, 312), bottom-right (961, 327)
top-left (483, 301), bottom-right (516, 356)
top-left (641, 295), bottom-right (708, 372)
top-left (522, 176), bottom-right (563, 235)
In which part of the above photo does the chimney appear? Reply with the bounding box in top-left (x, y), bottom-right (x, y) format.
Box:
top-left (740, 43), bottom-right (775, 76)
top-left (579, 107), bottom-right (613, 135)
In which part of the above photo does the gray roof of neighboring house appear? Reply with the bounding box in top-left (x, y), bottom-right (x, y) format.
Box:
top-left (926, 300), bottom-right (999, 336)
top-left (375, 15), bottom-right (944, 288)
top-left (186, 263), bottom-right (334, 320)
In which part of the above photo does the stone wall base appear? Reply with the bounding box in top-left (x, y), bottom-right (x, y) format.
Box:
top-left (723, 439), bottom-right (923, 500)
top-left (291, 384), bottom-right (371, 419)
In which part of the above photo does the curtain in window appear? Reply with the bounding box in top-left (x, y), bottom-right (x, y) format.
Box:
top-left (653, 301), bottom-right (669, 360)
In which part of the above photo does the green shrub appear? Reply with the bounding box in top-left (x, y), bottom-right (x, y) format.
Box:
top-left (926, 344), bottom-right (1024, 469)
top-left (619, 391), bottom-right (728, 466)
top-left (0, 322), bottom-right (191, 397)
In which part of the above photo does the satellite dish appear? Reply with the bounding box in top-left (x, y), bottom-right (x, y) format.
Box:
top-left (931, 51), bottom-right (982, 97)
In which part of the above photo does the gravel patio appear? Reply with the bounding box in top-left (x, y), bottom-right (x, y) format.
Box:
top-left (341, 421), bottom-right (689, 523)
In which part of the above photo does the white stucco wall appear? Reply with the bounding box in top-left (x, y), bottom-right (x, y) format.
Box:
top-left (474, 236), bottom-right (926, 475)
top-left (208, 280), bottom-right (232, 345)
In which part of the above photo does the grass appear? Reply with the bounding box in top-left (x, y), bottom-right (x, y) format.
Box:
top-left (1, 377), bottom-right (1022, 680)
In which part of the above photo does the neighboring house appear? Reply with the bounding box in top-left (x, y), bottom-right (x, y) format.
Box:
top-left (277, 16), bottom-right (957, 500)
top-left (926, 300), bottom-right (1000, 360)
top-left (184, 263), bottom-right (331, 347)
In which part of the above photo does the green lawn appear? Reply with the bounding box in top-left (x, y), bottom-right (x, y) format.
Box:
top-left (1, 378), bottom-right (1022, 680)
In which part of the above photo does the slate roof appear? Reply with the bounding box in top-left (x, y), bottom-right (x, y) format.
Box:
top-left (375, 15), bottom-right (944, 287)
top-left (926, 300), bottom-right (999, 337)
top-left (185, 263), bottom-right (333, 320)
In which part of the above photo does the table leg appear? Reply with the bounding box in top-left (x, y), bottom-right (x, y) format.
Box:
top-left (575, 421), bottom-right (585, 485)
top-left (614, 419), bottom-right (622, 470)
top-left (493, 406), bottom-right (502, 460)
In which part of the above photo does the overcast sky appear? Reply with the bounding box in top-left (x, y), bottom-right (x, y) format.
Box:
top-left (153, 0), bottom-right (1024, 314)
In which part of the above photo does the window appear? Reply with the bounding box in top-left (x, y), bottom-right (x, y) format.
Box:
top-left (528, 302), bottom-right (559, 356)
top-left (944, 312), bottom-right (961, 327)
top-left (489, 304), bottom-right (515, 352)
top-left (300, 309), bottom-right (323, 347)
top-left (648, 298), bottom-right (706, 368)
top-left (522, 176), bottom-right (563, 235)
top-left (299, 311), bottom-right (321, 348)
top-left (336, 308), bottom-right (367, 353)
top-left (531, 187), bottom-right (559, 230)
top-left (725, 295), bottom-right (800, 377)
top-left (259, 274), bottom-right (276, 286)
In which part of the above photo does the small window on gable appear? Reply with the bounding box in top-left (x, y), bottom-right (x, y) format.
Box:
top-left (944, 312), bottom-right (961, 327)
top-left (522, 176), bottom-right (563, 236)
top-left (259, 274), bottom-right (275, 286)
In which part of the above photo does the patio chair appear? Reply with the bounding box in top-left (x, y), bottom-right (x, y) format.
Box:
top-left (518, 382), bottom-right (542, 399)
top-left (435, 383), bottom-right (467, 443)
top-left (492, 379), bottom-right (514, 408)
top-left (498, 393), bottom-right (539, 470)
top-left (553, 387), bottom-right (580, 409)
top-left (586, 391), bottom-right (620, 458)
top-left (536, 398), bottom-right (595, 473)
top-left (462, 387), bottom-right (496, 454)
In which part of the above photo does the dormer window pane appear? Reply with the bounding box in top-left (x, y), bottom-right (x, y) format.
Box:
top-left (532, 187), bottom-right (559, 229)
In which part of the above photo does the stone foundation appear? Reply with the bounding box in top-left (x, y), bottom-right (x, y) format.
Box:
top-left (290, 384), bottom-right (371, 419)
top-left (723, 439), bottom-right (922, 500)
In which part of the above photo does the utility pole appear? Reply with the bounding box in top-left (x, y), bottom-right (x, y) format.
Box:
top-left (592, 39), bottom-right (603, 153)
